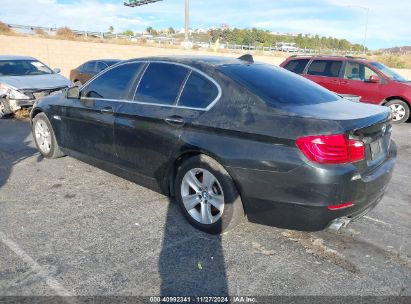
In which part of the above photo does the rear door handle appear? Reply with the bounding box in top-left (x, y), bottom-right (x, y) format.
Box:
top-left (100, 106), bottom-right (114, 114)
top-left (165, 116), bottom-right (185, 127)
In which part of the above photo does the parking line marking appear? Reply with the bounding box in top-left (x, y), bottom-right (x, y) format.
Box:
top-left (0, 231), bottom-right (75, 302)
top-left (363, 216), bottom-right (391, 227)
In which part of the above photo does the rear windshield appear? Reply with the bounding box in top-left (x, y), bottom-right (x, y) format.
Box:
top-left (0, 60), bottom-right (54, 76)
top-left (219, 63), bottom-right (339, 105)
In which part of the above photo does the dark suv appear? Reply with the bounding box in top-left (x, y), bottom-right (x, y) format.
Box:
top-left (280, 55), bottom-right (411, 123)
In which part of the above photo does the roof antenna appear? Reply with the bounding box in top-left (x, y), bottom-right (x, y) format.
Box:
top-left (238, 54), bottom-right (254, 64)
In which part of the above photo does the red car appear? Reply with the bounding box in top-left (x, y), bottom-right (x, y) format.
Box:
top-left (280, 55), bottom-right (411, 123)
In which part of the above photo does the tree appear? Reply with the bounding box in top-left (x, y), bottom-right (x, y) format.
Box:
top-left (108, 26), bottom-right (114, 33)
top-left (122, 29), bottom-right (134, 36)
top-left (168, 27), bottom-right (175, 34)
top-left (146, 26), bottom-right (153, 34)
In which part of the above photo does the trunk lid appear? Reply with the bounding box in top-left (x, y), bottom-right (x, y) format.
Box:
top-left (281, 99), bottom-right (392, 173)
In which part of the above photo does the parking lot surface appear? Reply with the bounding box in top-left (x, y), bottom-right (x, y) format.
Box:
top-left (0, 119), bottom-right (410, 297)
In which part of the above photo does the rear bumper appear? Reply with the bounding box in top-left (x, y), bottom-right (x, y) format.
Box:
top-left (229, 140), bottom-right (397, 231)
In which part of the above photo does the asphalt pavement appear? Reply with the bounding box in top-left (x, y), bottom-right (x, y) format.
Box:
top-left (0, 118), bottom-right (410, 298)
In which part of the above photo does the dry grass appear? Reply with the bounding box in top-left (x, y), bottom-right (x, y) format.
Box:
top-left (35, 28), bottom-right (47, 37)
top-left (56, 27), bottom-right (76, 40)
top-left (13, 108), bottom-right (30, 120)
top-left (0, 21), bottom-right (16, 35)
top-left (368, 54), bottom-right (411, 69)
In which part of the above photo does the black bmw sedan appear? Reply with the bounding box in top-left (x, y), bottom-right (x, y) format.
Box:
top-left (30, 55), bottom-right (397, 234)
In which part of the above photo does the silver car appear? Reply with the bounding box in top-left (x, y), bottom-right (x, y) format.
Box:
top-left (0, 55), bottom-right (71, 118)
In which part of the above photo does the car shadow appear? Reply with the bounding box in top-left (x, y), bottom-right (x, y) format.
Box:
top-left (158, 199), bottom-right (229, 296)
top-left (0, 119), bottom-right (39, 190)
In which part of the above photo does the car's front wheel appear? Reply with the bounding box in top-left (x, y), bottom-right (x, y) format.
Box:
top-left (386, 99), bottom-right (410, 124)
top-left (175, 155), bottom-right (244, 234)
top-left (32, 113), bottom-right (65, 159)
top-left (0, 100), bottom-right (11, 119)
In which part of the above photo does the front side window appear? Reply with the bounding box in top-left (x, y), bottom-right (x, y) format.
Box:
top-left (135, 63), bottom-right (188, 105)
top-left (0, 60), bottom-right (54, 76)
top-left (370, 62), bottom-right (408, 82)
top-left (344, 62), bottom-right (378, 81)
top-left (81, 62), bottom-right (143, 100)
top-left (178, 72), bottom-right (219, 108)
top-left (307, 60), bottom-right (342, 77)
top-left (283, 59), bottom-right (310, 74)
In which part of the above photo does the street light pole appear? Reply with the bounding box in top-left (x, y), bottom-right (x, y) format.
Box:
top-left (184, 0), bottom-right (189, 41)
top-left (363, 7), bottom-right (370, 54)
top-left (348, 5), bottom-right (370, 54)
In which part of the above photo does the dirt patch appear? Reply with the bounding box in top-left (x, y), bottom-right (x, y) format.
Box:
top-left (13, 108), bottom-right (30, 120)
top-left (281, 230), bottom-right (358, 273)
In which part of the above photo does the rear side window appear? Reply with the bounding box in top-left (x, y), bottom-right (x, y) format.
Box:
top-left (220, 64), bottom-right (339, 105)
top-left (307, 60), bottom-right (342, 77)
top-left (81, 62), bottom-right (143, 99)
top-left (283, 59), bottom-right (309, 74)
top-left (96, 61), bottom-right (109, 72)
top-left (135, 63), bottom-right (188, 105)
top-left (178, 72), bottom-right (219, 108)
top-left (83, 61), bottom-right (97, 73)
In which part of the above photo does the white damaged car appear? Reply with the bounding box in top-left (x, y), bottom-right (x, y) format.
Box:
top-left (0, 55), bottom-right (71, 118)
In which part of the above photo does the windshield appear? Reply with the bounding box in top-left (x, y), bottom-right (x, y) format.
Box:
top-left (370, 62), bottom-right (408, 82)
top-left (0, 60), bottom-right (54, 76)
top-left (219, 63), bottom-right (339, 105)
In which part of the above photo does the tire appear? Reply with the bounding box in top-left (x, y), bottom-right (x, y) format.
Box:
top-left (385, 99), bottom-right (410, 124)
top-left (32, 113), bottom-right (65, 159)
top-left (0, 99), bottom-right (12, 119)
top-left (175, 154), bottom-right (244, 234)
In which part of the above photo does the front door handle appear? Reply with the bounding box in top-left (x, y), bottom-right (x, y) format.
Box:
top-left (165, 116), bottom-right (185, 127)
top-left (100, 106), bottom-right (114, 114)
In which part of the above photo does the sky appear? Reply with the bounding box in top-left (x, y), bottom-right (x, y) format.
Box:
top-left (0, 0), bottom-right (410, 50)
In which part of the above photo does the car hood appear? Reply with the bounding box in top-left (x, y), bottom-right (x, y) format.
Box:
top-left (0, 74), bottom-right (71, 90)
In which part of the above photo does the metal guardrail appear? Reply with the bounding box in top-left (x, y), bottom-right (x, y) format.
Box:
top-left (5, 23), bottom-right (366, 55)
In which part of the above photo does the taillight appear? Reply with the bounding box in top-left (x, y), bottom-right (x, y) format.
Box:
top-left (296, 134), bottom-right (364, 164)
top-left (328, 202), bottom-right (354, 210)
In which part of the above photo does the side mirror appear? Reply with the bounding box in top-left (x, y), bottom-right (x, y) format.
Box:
top-left (53, 68), bottom-right (61, 74)
top-left (66, 86), bottom-right (80, 99)
top-left (368, 75), bottom-right (380, 83)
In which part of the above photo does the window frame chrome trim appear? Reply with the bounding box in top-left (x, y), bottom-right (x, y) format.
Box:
top-left (80, 60), bottom-right (222, 112)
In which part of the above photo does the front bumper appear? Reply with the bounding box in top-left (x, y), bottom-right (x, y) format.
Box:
top-left (229, 141), bottom-right (397, 231)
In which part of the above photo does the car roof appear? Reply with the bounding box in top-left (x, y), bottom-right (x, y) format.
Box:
top-left (90, 59), bottom-right (120, 62)
top-left (0, 55), bottom-right (37, 61)
top-left (286, 55), bottom-right (370, 62)
top-left (125, 55), bottom-right (256, 68)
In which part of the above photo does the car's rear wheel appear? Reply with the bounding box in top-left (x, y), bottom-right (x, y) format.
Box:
top-left (32, 113), bottom-right (64, 159)
top-left (175, 155), bottom-right (244, 234)
top-left (386, 99), bottom-right (410, 124)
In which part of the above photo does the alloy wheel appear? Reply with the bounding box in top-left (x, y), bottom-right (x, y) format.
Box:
top-left (0, 101), bottom-right (7, 118)
top-left (389, 103), bottom-right (406, 122)
top-left (180, 168), bottom-right (225, 225)
top-left (34, 119), bottom-right (52, 154)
